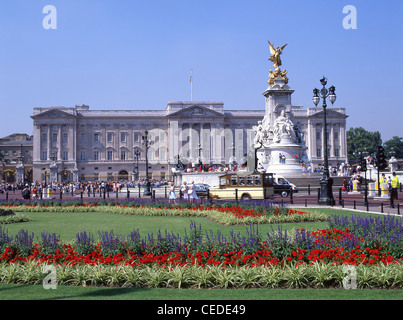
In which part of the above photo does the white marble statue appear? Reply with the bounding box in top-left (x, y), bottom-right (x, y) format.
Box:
top-left (272, 110), bottom-right (297, 143)
top-left (253, 121), bottom-right (266, 148)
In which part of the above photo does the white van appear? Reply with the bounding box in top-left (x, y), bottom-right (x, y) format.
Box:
top-left (272, 174), bottom-right (298, 197)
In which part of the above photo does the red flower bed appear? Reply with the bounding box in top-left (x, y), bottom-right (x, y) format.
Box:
top-left (213, 206), bottom-right (264, 218)
top-left (1, 228), bottom-right (401, 268)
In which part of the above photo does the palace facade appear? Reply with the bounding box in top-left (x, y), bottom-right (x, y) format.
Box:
top-left (0, 133), bottom-right (33, 184)
top-left (31, 100), bottom-right (348, 183)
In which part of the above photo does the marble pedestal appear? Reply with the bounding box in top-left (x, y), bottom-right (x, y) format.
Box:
top-left (258, 137), bottom-right (309, 176)
top-left (16, 164), bottom-right (25, 184)
top-left (50, 164), bottom-right (58, 183)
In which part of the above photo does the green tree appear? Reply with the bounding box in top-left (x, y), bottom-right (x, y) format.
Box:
top-left (346, 127), bottom-right (382, 161)
top-left (384, 136), bottom-right (403, 158)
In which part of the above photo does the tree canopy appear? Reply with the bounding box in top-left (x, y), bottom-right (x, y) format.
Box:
top-left (346, 127), bottom-right (382, 160)
top-left (384, 136), bottom-right (403, 158)
top-left (347, 127), bottom-right (403, 161)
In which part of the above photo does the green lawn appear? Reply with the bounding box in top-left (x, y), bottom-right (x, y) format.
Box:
top-left (1, 207), bottom-right (402, 301)
top-left (1, 284), bottom-right (402, 300)
top-left (1, 207), bottom-right (382, 242)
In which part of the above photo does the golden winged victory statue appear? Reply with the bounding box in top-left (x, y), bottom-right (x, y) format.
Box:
top-left (268, 41), bottom-right (289, 86)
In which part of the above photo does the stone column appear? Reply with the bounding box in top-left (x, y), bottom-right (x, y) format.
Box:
top-left (211, 123), bottom-right (224, 163)
top-left (311, 123), bottom-right (316, 162)
top-left (202, 123), bottom-right (211, 162)
top-left (189, 123), bottom-right (194, 161)
top-left (101, 125), bottom-right (106, 161)
top-left (210, 123), bottom-right (218, 163)
top-left (33, 123), bottom-right (41, 163)
top-left (58, 124), bottom-right (62, 161)
top-left (180, 123), bottom-right (189, 160)
top-left (115, 127), bottom-right (120, 161)
top-left (340, 123), bottom-right (346, 158)
top-left (329, 123), bottom-right (333, 158)
top-left (174, 121), bottom-right (182, 160)
top-left (68, 124), bottom-right (74, 161)
top-left (47, 125), bottom-right (52, 161)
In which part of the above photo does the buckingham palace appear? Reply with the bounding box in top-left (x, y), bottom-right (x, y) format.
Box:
top-left (31, 98), bottom-right (348, 183)
top-left (31, 101), bottom-right (263, 183)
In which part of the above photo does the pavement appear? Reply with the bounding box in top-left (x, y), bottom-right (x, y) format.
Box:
top-left (0, 187), bottom-right (401, 217)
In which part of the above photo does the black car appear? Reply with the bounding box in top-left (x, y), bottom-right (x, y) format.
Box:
top-left (273, 181), bottom-right (298, 197)
top-left (194, 184), bottom-right (210, 198)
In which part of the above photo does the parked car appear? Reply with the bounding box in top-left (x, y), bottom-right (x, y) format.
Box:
top-left (194, 184), bottom-right (210, 198)
top-left (273, 175), bottom-right (298, 197)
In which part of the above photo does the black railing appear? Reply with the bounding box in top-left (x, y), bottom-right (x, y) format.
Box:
top-left (1, 184), bottom-right (401, 216)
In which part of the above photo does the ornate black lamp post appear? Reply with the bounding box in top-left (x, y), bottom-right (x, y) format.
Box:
top-left (228, 143), bottom-right (236, 169)
top-left (133, 149), bottom-right (140, 181)
top-left (313, 77), bottom-right (337, 206)
top-left (197, 143), bottom-right (203, 170)
top-left (141, 131), bottom-right (152, 196)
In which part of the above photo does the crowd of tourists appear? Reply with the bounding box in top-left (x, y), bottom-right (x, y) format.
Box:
top-left (0, 179), bottom-right (173, 200)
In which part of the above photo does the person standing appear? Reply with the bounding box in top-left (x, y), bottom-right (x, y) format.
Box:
top-left (189, 181), bottom-right (198, 204)
top-left (181, 181), bottom-right (189, 201)
top-left (32, 186), bottom-right (38, 200)
top-left (342, 178), bottom-right (349, 192)
top-left (391, 172), bottom-right (399, 201)
top-left (22, 184), bottom-right (30, 200)
top-left (168, 182), bottom-right (176, 204)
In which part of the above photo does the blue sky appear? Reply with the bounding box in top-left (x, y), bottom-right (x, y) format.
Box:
top-left (0, 0), bottom-right (402, 141)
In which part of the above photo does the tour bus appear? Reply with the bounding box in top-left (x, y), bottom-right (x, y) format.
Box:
top-left (207, 172), bottom-right (275, 200)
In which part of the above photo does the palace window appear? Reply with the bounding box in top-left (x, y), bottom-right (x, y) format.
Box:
top-left (160, 149), bottom-right (166, 160)
top-left (120, 150), bottom-right (126, 160)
